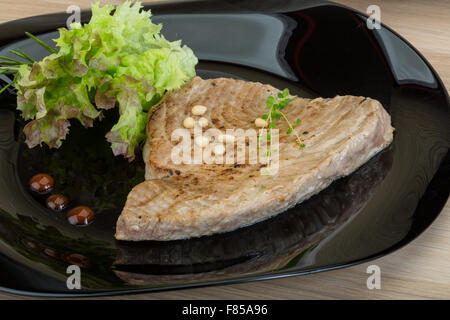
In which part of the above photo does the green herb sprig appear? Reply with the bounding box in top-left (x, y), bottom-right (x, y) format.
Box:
top-left (261, 88), bottom-right (305, 150)
top-left (258, 89), bottom-right (305, 174)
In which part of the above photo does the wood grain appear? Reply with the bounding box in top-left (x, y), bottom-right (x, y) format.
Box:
top-left (0, 0), bottom-right (449, 299)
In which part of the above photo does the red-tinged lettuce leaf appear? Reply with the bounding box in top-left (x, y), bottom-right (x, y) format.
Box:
top-left (15, 1), bottom-right (198, 160)
top-left (94, 77), bottom-right (116, 110)
top-left (105, 86), bottom-right (147, 161)
top-left (23, 113), bottom-right (71, 149)
top-left (17, 86), bottom-right (46, 120)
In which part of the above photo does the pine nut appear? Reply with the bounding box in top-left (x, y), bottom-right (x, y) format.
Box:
top-left (255, 118), bottom-right (267, 128)
top-left (191, 105), bottom-right (207, 116)
top-left (198, 117), bottom-right (209, 128)
top-left (183, 117), bottom-right (195, 128)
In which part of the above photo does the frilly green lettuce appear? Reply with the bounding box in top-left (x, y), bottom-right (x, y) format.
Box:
top-left (15, 1), bottom-right (198, 160)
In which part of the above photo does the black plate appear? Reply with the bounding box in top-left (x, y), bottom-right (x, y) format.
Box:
top-left (0, 0), bottom-right (448, 297)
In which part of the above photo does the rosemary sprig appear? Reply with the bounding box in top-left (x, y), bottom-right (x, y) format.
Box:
top-left (8, 49), bottom-right (34, 63)
top-left (0, 32), bottom-right (56, 95)
top-left (0, 55), bottom-right (27, 64)
top-left (0, 79), bottom-right (14, 95)
top-left (25, 32), bottom-right (56, 54)
top-left (0, 72), bottom-right (18, 95)
top-left (0, 66), bottom-right (21, 71)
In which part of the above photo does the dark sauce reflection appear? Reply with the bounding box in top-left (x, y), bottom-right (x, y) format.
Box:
top-left (46, 194), bottom-right (68, 211)
top-left (114, 147), bottom-right (393, 285)
top-left (29, 173), bottom-right (54, 194)
top-left (67, 206), bottom-right (95, 226)
top-left (16, 108), bottom-right (146, 228)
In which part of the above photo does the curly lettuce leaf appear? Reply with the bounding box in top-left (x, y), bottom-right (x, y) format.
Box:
top-left (105, 85), bottom-right (148, 161)
top-left (15, 1), bottom-right (198, 159)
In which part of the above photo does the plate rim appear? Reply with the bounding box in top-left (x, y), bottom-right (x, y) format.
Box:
top-left (0, 1), bottom-right (448, 297)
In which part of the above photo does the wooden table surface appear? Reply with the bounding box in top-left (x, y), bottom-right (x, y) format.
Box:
top-left (0, 0), bottom-right (448, 300)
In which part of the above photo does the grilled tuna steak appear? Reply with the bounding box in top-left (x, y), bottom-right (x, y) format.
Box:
top-left (115, 77), bottom-right (394, 241)
top-left (114, 148), bottom-right (393, 285)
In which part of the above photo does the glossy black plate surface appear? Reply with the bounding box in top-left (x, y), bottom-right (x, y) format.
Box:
top-left (0, 0), bottom-right (448, 296)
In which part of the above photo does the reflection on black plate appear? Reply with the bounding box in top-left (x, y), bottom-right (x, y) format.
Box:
top-left (0, 0), bottom-right (448, 296)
